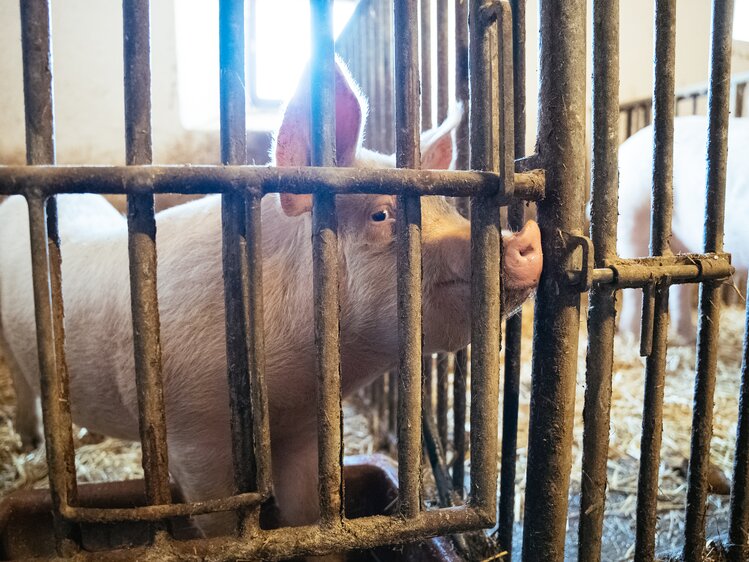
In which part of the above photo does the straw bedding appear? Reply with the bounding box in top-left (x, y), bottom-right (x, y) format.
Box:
top-left (0, 299), bottom-right (746, 560)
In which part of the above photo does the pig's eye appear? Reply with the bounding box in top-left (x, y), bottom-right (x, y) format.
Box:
top-left (371, 209), bottom-right (392, 222)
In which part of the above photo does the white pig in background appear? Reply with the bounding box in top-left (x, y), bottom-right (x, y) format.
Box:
top-left (617, 115), bottom-right (749, 342)
top-left (0, 62), bottom-right (542, 536)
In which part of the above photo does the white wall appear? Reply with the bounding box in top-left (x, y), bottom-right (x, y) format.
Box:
top-left (1, 1), bottom-right (748, 164)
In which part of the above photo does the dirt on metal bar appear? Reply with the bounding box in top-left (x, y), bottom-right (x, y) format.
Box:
top-left (310, 0), bottom-right (344, 528)
top-left (634, 2), bottom-right (676, 560)
top-left (394, 0), bottom-right (423, 520)
top-left (123, 0), bottom-right (171, 510)
top-left (684, 1), bottom-right (735, 560)
top-left (577, 0), bottom-right (620, 560)
top-left (522, 0), bottom-right (586, 558)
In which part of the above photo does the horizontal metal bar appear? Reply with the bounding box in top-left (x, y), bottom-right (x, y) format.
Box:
top-left (59, 491), bottom-right (267, 523)
top-left (591, 253), bottom-right (733, 288)
top-left (618, 70), bottom-right (749, 112)
top-left (76, 505), bottom-right (489, 561)
top-left (0, 165), bottom-right (545, 201)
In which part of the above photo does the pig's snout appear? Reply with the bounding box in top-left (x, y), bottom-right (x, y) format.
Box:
top-left (504, 220), bottom-right (542, 289)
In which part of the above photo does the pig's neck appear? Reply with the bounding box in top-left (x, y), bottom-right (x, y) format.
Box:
top-left (259, 198), bottom-right (393, 400)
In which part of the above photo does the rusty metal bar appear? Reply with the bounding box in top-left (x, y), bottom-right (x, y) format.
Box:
top-left (592, 254), bottom-right (732, 288)
top-left (452, 348), bottom-right (467, 496)
top-left (0, 165), bottom-right (545, 200)
top-left (498, 0), bottom-right (526, 554)
top-left (634, 2), bottom-right (676, 560)
top-left (310, 0), bottom-right (344, 527)
top-left (684, 2), bottom-right (735, 559)
top-left (577, 0), bottom-right (619, 559)
top-left (423, 353), bottom-right (434, 417)
top-left (20, 0), bottom-right (79, 555)
top-left (420, 0), bottom-right (432, 130)
top-left (122, 0), bottom-right (171, 510)
top-left (394, 0), bottom-right (423, 519)
top-left (736, 82), bottom-right (745, 118)
top-left (454, 0), bottom-right (470, 172)
top-left (436, 0), bottom-right (448, 123)
top-left (467, 0), bottom-right (504, 521)
top-left (730, 299), bottom-right (749, 562)
top-left (76, 506), bottom-right (492, 561)
top-left (436, 353), bottom-right (448, 449)
top-left (219, 0), bottom-right (257, 508)
top-left (522, 0), bottom-right (586, 558)
top-left (61, 490), bottom-right (267, 523)
top-left (388, 370), bottom-right (398, 438)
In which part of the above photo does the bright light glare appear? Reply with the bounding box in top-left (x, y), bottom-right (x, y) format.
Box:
top-left (174, 0), bottom-right (357, 131)
top-left (736, 0), bottom-right (749, 42)
top-left (255, 1), bottom-right (357, 101)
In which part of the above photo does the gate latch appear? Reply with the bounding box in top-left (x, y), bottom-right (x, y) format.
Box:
top-left (562, 232), bottom-right (594, 292)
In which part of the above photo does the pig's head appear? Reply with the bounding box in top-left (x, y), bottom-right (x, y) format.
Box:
top-left (272, 61), bottom-right (542, 356)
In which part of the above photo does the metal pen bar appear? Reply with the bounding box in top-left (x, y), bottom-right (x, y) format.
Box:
top-left (467, 0), bottom-right (502, 520)
top-left (310, 0), bottom-right (344, 527)
top-left (522, 0), bottom-right (587, 558)
top-left (577, 1), bottom-right (619, 560)
top-left (0, 165), bottom-right (545, 200)
top-left (498, 0), bottom-right (525, 554)
top-left (219, 0), bottom-right (257, 505)
top-left (454, 0), bottom-right (470, 174)
top-left (684, 1), bottom-right (735, 559)
top-left (394, 0), bottom-right (423, 519)
top-left (436, 0), bottom-right (448, 124)
top-left (20, 0), bottom-right (78, 555)
top-left (423, 354), bottom-right (434, 417)
top-left (452, 348), bottom-right (467, 496)
top-left (634, 2), bottom-right (676, 560)
top-left (436, 353), bottom-right (449, 449)
top-left (420, 0), bottom-right (432, 130)
top-left (244, 193), bottom-right (273, 497)
top-left (730, 300), bottom-right (749, 562)
top-left (122, 0), bottom-right (171, 509)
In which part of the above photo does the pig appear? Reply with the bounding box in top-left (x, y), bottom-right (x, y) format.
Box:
top-left (617, 115), bottom-right (749, 342)
top-left (0, 61), bottom-right (542, 539)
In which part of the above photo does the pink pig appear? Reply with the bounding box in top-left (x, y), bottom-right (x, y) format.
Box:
top-left (0, 63), bottom-right (542, 535)
top-left (617, 115), bottom-right (748, 342)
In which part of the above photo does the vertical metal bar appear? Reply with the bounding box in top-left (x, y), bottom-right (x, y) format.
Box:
top-left (244, 194), bottom-right (272, 497)
top-left (310, 0), bottom-right (343, 527)
top-left (20, 1), bottom-right (78, 554)
top-left (388, 370), bottom-right (398, 438)
top-left (730, 300), bottom-right (749, 562)
top-left (420, 0), bottom-right (432, 130)
top-left (467, 0), bottom-right (506, 520)
top-left (436, 353), bottom-right (449, 449)
top-left (634, 2), bottom-right (676, 561)
top-left (394, 0), bottom-right (423, 519)
top-left (735, 83), bottom-right (745, 118)
top-left (220, 0), bottom-right (257, 503)
top-left (123, 0), bottom-right (171, 509)
top-left (577, 0), bottom-right (619, 560)
top-left (683, 2), bottom-right (734, 560)
top-left (423, 353), bottom-right (434, 417)
top-left (384, 0), bottom-right (395, 153)
top-left (436, 0), bottom-right (448, 123)
top-left (452, 348), bottom-right (467, 496)
top-left (522, 0), bottom-right (586, 558)
top-left (498, 0), bottom-right (525, 555)
top-left (626, 107), bottom-right (634, 138)
top-left (454, 0), bottom-right (470, 172)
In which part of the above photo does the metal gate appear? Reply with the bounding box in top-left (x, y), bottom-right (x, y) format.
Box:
top-left (0, 0), bottom-right (746, 561)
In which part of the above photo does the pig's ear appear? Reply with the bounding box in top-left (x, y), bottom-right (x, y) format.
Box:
top-left (273, 58), bottom-right (366, 168)
top-left (333, 61), bottom-right (367, 166)
top-left (279, 193), bottom-right (313, 216)
top-left (420, 104), bottom-right (463, 170)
